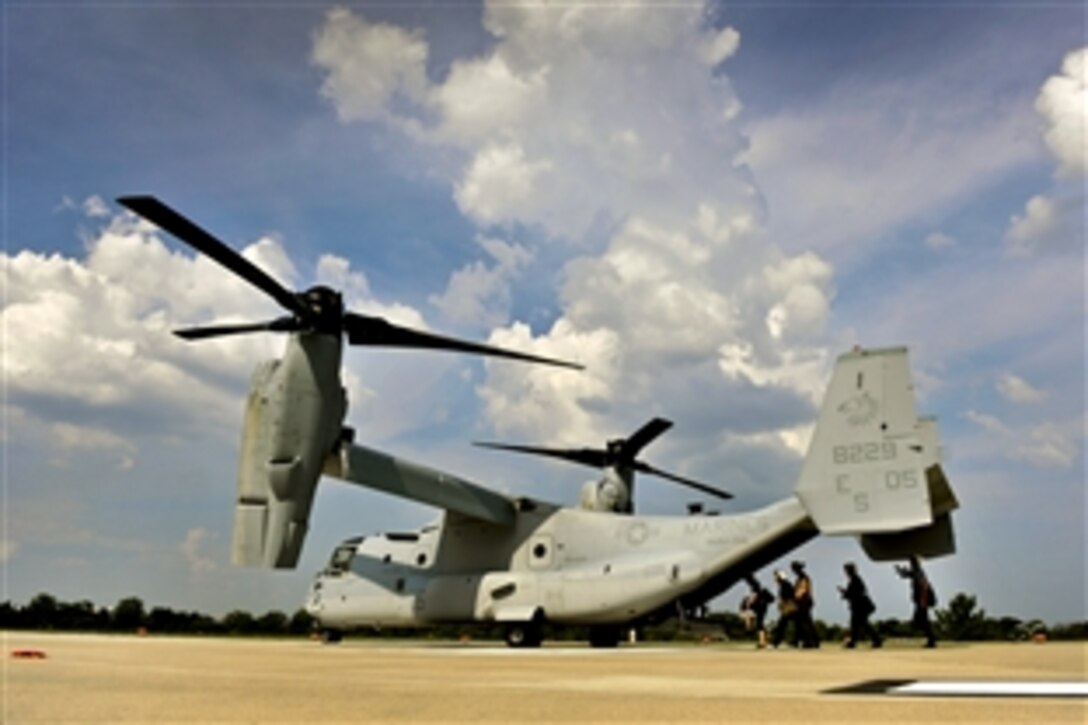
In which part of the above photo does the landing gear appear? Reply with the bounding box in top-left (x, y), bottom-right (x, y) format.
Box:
top-left (320, 628), bottom-right (343, 644)
top-left (588, 625), bottom-right (621, 648)
top-left (504, 622), bottom-right (542, 648)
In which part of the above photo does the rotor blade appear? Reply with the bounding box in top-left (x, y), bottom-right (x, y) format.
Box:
top-left (474, 441), bottom-right (609, 469)
top-left (173, 316), bottom-right (301, 341)
top-left (632, 461), bottom-right (734, 500)
top-left (343, 313), bottom-right (582, 370)
top-left (117, 196), bottom-right (307, 317)
top-left (619, 418), bottom-right (674, 460)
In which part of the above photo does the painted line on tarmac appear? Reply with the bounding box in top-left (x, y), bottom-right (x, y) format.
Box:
top-left (826, 679), bottom-right (1088, 698)
top-left (371, 646), bottom-right (686, 656)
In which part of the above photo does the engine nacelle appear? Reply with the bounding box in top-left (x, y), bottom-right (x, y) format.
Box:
top-left (578, 468), bottom-right (633, 514)
top-left (231, 334), bottom-right (346, 568)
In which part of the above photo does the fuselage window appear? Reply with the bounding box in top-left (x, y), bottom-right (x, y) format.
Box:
top-left (327, 545), bottom-right (356, 575)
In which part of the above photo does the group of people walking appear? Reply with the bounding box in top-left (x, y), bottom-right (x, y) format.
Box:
top-left (739, 555), bottom-right (937, 649)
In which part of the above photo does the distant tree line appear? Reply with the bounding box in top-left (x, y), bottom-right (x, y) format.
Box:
top-left (2, 591), bottom-right (1085, 641)
top-left (0, 594), bottom-right (313, 636)
top-left (926, 592), bottom-right (1086, 642)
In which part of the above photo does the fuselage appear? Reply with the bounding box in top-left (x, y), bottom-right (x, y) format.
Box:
top-left (306, 496), bottom-right (815, 630)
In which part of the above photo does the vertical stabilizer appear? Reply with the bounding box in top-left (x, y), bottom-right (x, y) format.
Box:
top-left (795, 347), bottom-right (936, 535)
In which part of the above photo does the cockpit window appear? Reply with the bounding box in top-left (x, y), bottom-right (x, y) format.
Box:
top-left (327, 544), bottom-right (356, 575)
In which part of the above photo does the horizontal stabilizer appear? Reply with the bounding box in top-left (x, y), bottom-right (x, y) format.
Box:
top-left (861, 511), bottom-right (956, 560)
top-left (324, 444), bottom-right (517, 526)
top-left (859, 460), bottom-right (959, 559)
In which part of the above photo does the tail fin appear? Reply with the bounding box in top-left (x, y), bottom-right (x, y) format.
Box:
top-left (795, 347), bottom-right (957, 556)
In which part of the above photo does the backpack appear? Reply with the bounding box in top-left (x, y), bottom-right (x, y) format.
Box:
top-left (921, 579), bottom-right (938, 608)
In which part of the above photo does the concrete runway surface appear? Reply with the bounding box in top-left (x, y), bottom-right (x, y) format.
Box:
top-left (4, 632), bottom-right (1086, 722)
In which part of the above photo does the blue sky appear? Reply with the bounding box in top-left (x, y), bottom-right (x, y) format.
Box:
top-left (3, 1), bottom-right (1085, 626)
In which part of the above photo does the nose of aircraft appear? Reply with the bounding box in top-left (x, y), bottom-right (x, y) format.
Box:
top-left (304, 579), bottom-right (324, 619)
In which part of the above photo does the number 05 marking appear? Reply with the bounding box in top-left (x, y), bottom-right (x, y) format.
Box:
top-left (885, 469), bottom-right (919, 490)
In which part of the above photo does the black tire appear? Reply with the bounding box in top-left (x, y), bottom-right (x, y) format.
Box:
top-left (588, 625), bottom-right (621, 648)
top-left (504, 622), bottom-right (542, 648)
top-left (321, 628), bottom-right (343, 644)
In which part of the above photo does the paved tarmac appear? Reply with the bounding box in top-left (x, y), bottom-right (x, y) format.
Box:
top-left (4, 632), bottom-right (1086, 722)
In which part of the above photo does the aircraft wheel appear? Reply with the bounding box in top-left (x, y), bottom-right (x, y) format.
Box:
top-left (504, 622), bottom-right (542, 648)
top-left (588, 625), bottom-right (621, 648)
top-left (321, 628), bottom-right (343, 644)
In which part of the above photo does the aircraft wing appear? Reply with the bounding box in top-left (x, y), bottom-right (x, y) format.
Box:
top-left (323, 444), bottom-right (517, 526)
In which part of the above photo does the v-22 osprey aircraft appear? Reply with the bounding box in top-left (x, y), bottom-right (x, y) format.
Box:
top-left (119, 196), bottom-right (959, 648)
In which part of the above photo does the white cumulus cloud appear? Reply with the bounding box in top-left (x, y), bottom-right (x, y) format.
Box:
top-left (48, 421), bottom-right (138, 470)
top-left (1004, 47), bottom-right (1087, 257)
top-left (312, 8), bottom-right (429, 124)
top-left (180, 527), bottom-right (217, 576)
top-left (698, 26), bottom-right (741, 67)
top-left (82, 195), bottom-right (110, 218)
top-left (313, 3), bottom-right (753, 240)
top-left (996, 373), bottom-right (1047, 404)
top-left (1013, 423), bottom-right (1078, 469)
top-left (432, 54), bottom-right (549, 145)
top-left (964, 410), bottom-right (1012, 437)
top-left (1036, 46), bottom-right (1087, 177)
top-left (311, 2), bottom-right (834, 474)
top-left (1006, 194), bottom-right (1056, 254)
top-left (2, 211), bottom-right (289, 439)
top-left (2, 203), bottom-right (455, 452)
top-left (1003, 193), bottom-right (1083, 256)
top-left (964, 410), bottom-right (1080, 470)
top-left (430, 235), bottom-right (534, 328)
top-left (454, 143), bottom-right (553, 226)
top-left (481, 319), bottom-right (621, 445)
